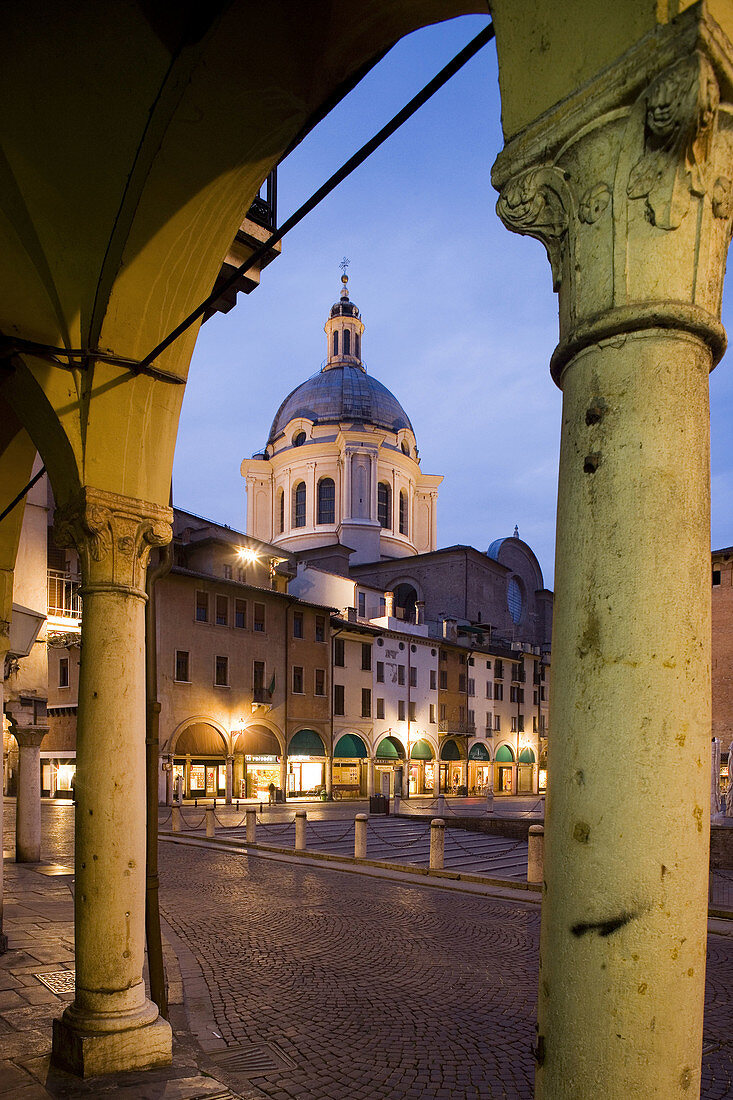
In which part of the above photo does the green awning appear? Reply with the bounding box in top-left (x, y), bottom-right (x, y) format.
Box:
top-left (288, 729), bottom-right (326, 757)
top-left (469, 742), bottom-right (490, 761)
top-left (410, 739), bottom-right (433, 760)
top-left (519, 747), bottom-right (536, 764)
top-left (334, 734), bottom-right (368, 759)
top-left (375, 736), bottom-right (403, 760)
top-left (440, 739), bottom-right (461, 761)
top-left (495, 744), bottom-right (515, 762)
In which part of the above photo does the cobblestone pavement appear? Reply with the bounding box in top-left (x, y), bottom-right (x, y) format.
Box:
top-left (2, 802), bottom-right (733, 1100)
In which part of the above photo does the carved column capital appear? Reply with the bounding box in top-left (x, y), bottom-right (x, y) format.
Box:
top-left (54, 488), bottom-right (173, 597)
top-left (493, 6), bottom-right (733, 385)
top-left (12, 725), bottom-right (49, 749)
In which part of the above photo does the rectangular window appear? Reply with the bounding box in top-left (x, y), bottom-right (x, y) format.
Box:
top-left (458, 673), bottom-right (466, 692)
top-left (315, 614), bottom-right (326, 643)
top-left (358, 592), bottom-right (366, 617)
top-left (253, 602), bottom-right (265, 632)
top-left (533, 716), bottom-right (538, 733)
top-left (293, 611), bottom-right (304, 638)
top-left (440, 649), bottom-right (447, 662)
top-left (59, 656), bottom-right (69, 688)
top-left (361, 688), bottom-right (371, 718)
top-left (376, 697), bottom-right (385, 720)
top-left (510, 685), bottom-right (518, 703)
top-left (518, 715), bottom-right (525, 733)
top-left (467, 708), bottom-right (475, 726)
top-left (334, 684), bottom-right (345, 716)
top-left (459, 705), bottom-right (465, 723)
top-left (494, 714), bottom-right (501, 731)
top-left (468, 678), bottom-right (475, 696)
top-left (541, 686), bottom-right (547, 701)
top-left (175, 650), bottom-right (189, 682)
top-left (486, 682), bottom-right (493, 698)
top-left (195, 590), bottom-right (209, 622)
top-left (334, 638), bottom-right (345, 667)
top-left (486, 711), bottom-right (492, 733)
top-left (253, 661), bottom-right (265, 694)
top-left (408, 701), bottom-right (416, 722)
top-left (494, 683), bottom-right (503, 701)
top-left (439, 704), bottom-right (446, 722)
top-left (215, 655), bottom-right (229, 687)
top-left (237, 567), bottom-right (245, 583)
top-left (430, 669), bottom-right (436, 690)
top-left (494, 659), bottom-right (503, 679)
top-left (439, 670), bottom-right (448, 690)
top-left (376, 661), bottom-right (385, 683)
top-left (398, 665), bottom-right (405, 686)
top-left (468, 657), bottom-right (474, 666)
top-left (486, 660), bottom-right (492, 669)
top-left (398, 700), bottom-right (406, 722)
top-left (235, 598), bottom-right (247, 629)
top-left (410, 666), bottom-right (417, 688)
top-left (315, 668), bottom-right (326, 696)
top-left (216, 594), bottom-right (228, 626)
top-left (361, 643), bottom-right (371, 671)
top-left (429, 703), bottom-right (436, 724)
top-left (511, 716), bottom-right (518, 732)
top-left (223, 564), bottom-right (232, 580)
top-left (534, 690), bottom-right (539, 705)
top-left (292, 666), bottom-right (304, 694)
top-left (713, 569), bottom-right (722, 585)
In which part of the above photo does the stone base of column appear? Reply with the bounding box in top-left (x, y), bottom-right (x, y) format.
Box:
top-left (51, 1003), bottom-right (172, 1078)
top-left (0, 932), bottom-right (7, 954)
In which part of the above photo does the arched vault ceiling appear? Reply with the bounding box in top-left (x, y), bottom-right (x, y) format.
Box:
top-left (0, 0), bottom-right (481, 504)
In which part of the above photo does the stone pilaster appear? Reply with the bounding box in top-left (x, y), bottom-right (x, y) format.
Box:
top-left (493, 9), bottom-right (733, 1099)
top-left (51, 487), bottom-right (173, 1077)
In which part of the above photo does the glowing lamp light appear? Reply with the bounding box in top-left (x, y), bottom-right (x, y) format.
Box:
top-left (238, 546), bottom-right (259, 565)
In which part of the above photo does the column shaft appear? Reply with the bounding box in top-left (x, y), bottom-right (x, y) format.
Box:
top-left (537, 333), bottom-right (711, 1098)
top-left (15, 728), bottom-right (46, 862)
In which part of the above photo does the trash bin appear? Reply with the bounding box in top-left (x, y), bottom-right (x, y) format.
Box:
top-left (369, 794), bottom-right (389, 815)
top-left (275, 788), bottom-right (285, 803)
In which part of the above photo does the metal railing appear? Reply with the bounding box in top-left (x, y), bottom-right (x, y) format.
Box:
top-left (47, 570), bottom-right (82, 619)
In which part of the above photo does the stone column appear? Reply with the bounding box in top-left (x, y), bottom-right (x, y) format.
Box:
top-left (225, 755), bottom-right (234, 805)
top-left (0, 632), bottom-right (7, 953)
top-left (367, 757), bottom-right (375, 797)
top-left (14, 725), bottom-right (47, 862)
top-left (494, 15), bottom-right (733, 1098)
top-left (165, 755), bottom-right (174, 806)
top-left (51, 488), bottom-right (173, 1076)
top-left (324, 752), bottom-right (332, 797)
top-left (279, 755), bottom-right (287, 801)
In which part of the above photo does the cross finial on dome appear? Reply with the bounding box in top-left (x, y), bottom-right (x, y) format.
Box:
top-left (513, 524), bottom-right (520, 538)
top-left (339, 256), bottom-right (350, 298)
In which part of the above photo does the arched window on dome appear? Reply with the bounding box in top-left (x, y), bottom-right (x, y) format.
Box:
top-left (343, 329), bottom-right (351, 355)
top-left (292, 482), bottom-right (306, 528)
top-left (378, 482), bottom-right (391, 530)
top-left (317, 477), bottom-right (335, 525)
top-left (332, 331), bottom-right (338, 356)
top-left (277, 489), bottom-right (284, 534)
top-left (399, 489), bottom-right (408, 536)
top-left (355, 332), bottom-right (360, 359)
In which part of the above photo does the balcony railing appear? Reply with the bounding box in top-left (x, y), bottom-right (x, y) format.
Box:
top-left (47, 570), bottom-right (82, 620)
top-left (438, 720), bottom-right (476, 735)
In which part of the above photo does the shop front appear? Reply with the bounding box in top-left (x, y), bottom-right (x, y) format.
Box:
top-left (41, 751), bottom-right (76, 798)
top-left (468, 742), bottom-right (491, 794)
top-left (374, 735), bottom-right (405, 797)
top-left (234, 725), bottom-right (283, 800)
top-left (408, 739), bottom-right (435, 795)
top-left (288, 729), bottom-right (326, 796)
top-left (333, 733), bottom-right (368, 798)
top-left (518, 747), bottom-right (536, 793)
top-left (173, 758), bottom-right (226, 797)
top-left (494, 744), bottom-right (515, 792)
top-left (440, 738), bottom-right (466, 794)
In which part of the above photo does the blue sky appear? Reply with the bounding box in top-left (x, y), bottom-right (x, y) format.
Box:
top-left (174, 13), bottom-right (733, 586)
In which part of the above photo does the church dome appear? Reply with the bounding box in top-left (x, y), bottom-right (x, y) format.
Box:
top-left (267, 364), bottom-right (413, 444)
top-left (266, 267), bottom-right (413, 446)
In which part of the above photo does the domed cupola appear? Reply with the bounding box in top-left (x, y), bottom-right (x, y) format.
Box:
top-left (324, 261), bottom-right (365, 368)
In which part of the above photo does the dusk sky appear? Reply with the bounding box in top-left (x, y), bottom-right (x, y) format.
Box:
top-left (173, 13), bottom-right (733, 587)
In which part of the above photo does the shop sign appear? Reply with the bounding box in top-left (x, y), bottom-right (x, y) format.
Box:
top-left (288, 754), bottom-right (315, 762)
top-left (376, 758), bottom-right (398, 765)
top-left (245, 754), bottom-right (278, 763)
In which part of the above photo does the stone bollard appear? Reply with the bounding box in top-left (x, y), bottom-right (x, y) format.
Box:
top-left (436, 794), bottom-right (446, 816)
top-left (295, 810), bottom-right (307, 850)
top-left (172, 806), bottom-right (181, 833)
top-left (246, 808), bottom-right (257, 844)
top-left (485, 787), bottom-right (494, 815)
top-left (430, 818), bottom-right (445, 870)
top-left (527, 823), bottom-right (544, 883)
top-left (206, 807), bottom-right (215, 838)
top-left (354, 814), bottom-right (368, 859)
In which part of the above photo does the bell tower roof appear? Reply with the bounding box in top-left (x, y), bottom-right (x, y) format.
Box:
top-left (324, 259), bottom-right (365, 372)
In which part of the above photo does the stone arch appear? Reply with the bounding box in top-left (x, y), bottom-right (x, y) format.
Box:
top-left (373, 734), bottom-right (405, 759)
top-left (440, 737), bottom-right (464, 761)
top-left (233, 718), bottom-right (285, 756)
top-left (494, 743), bottom-right (515, 763)
top-left (233, 723), bottom-right (284, 757)
top-left (468, 739), bottom-right (492, 761)
top-left (288, 728), bottom-right (327, 756)
top-left (167, 716), bottom-right (230, 756)
top-left (333, 732), bottom-right (369, 758)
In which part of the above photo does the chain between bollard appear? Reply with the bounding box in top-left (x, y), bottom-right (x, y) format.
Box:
top-left (365, 820), bottom-right (431, 848)
top-left (306, 821), bottom-right (356, 844)
top-left (256, 815), bottom-right (297, 832)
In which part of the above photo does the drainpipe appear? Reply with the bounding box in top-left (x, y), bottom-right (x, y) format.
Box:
top-left (145, 536), bottom-right (173, 1019)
